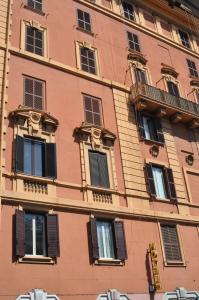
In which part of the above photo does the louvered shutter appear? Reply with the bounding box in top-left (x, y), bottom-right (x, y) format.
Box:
top-left (98, 153), bottom-right (110, 188)
top-left (15, 210), bottom-right (25, 257)
top-left (165, 168), bottom-right (177, 201)
top-left (145, 164), bottom-right (156, 197)
top-left (45, 143), bottom-right (57, 179)
top-left (90, 218), bottom-right (99, 259)
top-left (47, 214), bottom-right (60, 257)
top-left (24, 77), bottom-right (34, 107)
top-left (15, 135), bottom-right (24, 173)
top-left (89, 151), bottom-right (100, 186)
top-left (155, 118), bottom-right (165, 143)
top-left (161, 225), bottom-right (182, 262)
top-left (34, 80), bottom-right (43, 110)
top-left (137, 112), bottom-right (145, 139)
top-left (114, 221), bottom-right (127, 260)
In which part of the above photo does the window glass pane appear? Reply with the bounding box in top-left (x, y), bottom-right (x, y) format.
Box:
top-left (25, 214), bottom-right (33, 255)
top-left (34, 142), bottom-right (43, 176)
top-left (36, 215), bottom-right (45, 255)
top-left (97, 221), bottom-right (105, 258)
top-left (143, 116), bottom-right (151, 139)
top-left (97, 221), bottom-right (114, 258)
top-left (93, 114), bottom-right (101, 126)
top-left (152, 167), bottom-right (166, 198)
top-left (24, 140), bottom-right (32, 175)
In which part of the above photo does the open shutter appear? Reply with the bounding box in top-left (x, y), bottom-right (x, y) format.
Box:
top-left (161, 225), bottom-right (182, 262)
top-left (165, 168), bottom-right (177, 201)
top-left (155, 118), bottom-right (165, 143)
top-left (89, 151), bottom-right (100, 186)
top-left (47, 214), bottom-right (60, 257)
top-left (98, 153), bottom-right (110, 188)
top-left (45, 143), bottom-right (57, 179)
top-left (136, 112), bottom-right (145, 139)
top-left (90, 218), bottom-right (99, 259)
top-left (145, 164), bottom-right (156, 197)
top-left (15, 135), bottom-right (24, 173)
top-left (15, 210), bottom-right (25, 257)
top-left (114, 221), bottom-right (127, 260)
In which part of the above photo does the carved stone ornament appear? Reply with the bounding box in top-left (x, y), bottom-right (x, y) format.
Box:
top-left (128, 50), bottom-right (147, 65)
top-left (16, 289), bottom-right (60, 300)
top-left (161, 63), bottom-right (179, 78)
top-left (190, 78), bottom-right (199, 87)
top-left (75, 123), bottom-right (116, 149)
top-left (186, 154), bottom-right (194, 166)
top-left (11, 106), bottom-right (59, 135)
top-left (150, 144), bottom-right (159, 157)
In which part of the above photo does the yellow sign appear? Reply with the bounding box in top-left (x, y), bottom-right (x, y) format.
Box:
top-left (149, 243), bottom-right (162, 290)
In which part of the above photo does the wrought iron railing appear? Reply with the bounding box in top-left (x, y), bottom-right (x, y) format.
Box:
top-left (131, 83), bottom-right (199, 116)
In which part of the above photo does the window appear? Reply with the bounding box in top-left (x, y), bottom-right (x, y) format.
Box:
top-left (134, 68), bottom-right (147, 83)
top-left (167, 81), bottom-right (180, 97)
top-left (89, 150), bottom-right (109, 188)
top-left (15, 210), bottom-right (60, 258)
top-left (122, 1), bottom-right (135, 21)
top-left (195, 90), bottom-right (199, 103)
top-left (25, 26), bottom-right (44, 56)
top-left (80, 46), bottom-right (96, 74)
top-left (127, 31), bottom-right (140, 52)
top-left (77, 9), bottom-right (91, 32)
top-left (138, 113), bottom-right (164, 143)
top-left (145, 164), bottom-right (177, 200)
top-left (187, 59), bottom-right (198, 77)
top-left (24, 76), bottom-right (44, 110)
top-left (83, 95), bottom-right (102, 126)
top-left (15, 135), bottom-right (57, 179)
top-left (90, 218), bottom-right (127, 261)
top-left (178, 30), bottom-right (191, 49)
top-left (161, 224), bottom-right (182, 263)
top-left (27, 0), bottom-right (42, 11)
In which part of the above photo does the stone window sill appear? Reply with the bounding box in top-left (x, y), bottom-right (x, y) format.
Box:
top-left (164, 260), bottom-right (186, 267)
top-left (76, 26), bottom-right (95, 36)
top-left (95, 258), bottom-right (124, 266)
top-left (24, 5), bottom-right (45, 16)
top-left (18, 255), bottom-right (55, 264)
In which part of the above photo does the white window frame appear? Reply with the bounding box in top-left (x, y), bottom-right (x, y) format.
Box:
top-left (152, 166), bottom-right (167, 199)
top-left (97, 220), bottom-right (115, 259)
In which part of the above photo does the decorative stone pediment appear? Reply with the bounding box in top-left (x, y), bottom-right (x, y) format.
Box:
top-left (11, 106), bottom-right (59, 135)
top-left (161, 63), bottom-right (179, 78)
top-left (75, 123), bottom-right (116, 150)
top-left (128, 50), bottom-right (147, 65)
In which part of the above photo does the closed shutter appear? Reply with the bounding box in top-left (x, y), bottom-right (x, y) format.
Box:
top-left (114, 221), bottom-right (127, 260)
top-left (34, 80), bottom-right (43, 110)
top-left (145, 164), bottom-right (156, 197)
top-left (15, 210), bottom-right (25, 257)
top-left (165, 168), bottom-right (177, 201)
top-left (90, 218), bottom-right (99, 259)
top-left (89, 151), bottom-right (100, 186)
top-left (137, 112), bottom-right (145, 139)
top-left (24, 77), bottom-right (34, 107)
top-left (155, 118), bottom-right (165, 143)
top-left (47, 214), bottom-right (60, 257)
top-left (98, 153), bottom-right (110, 188)
top-left (161, 224), bottom-right (182, 262)
top-left (45, 143), bottom-right (57, 179)
top-left (15, 135), bottom-right (24, 173)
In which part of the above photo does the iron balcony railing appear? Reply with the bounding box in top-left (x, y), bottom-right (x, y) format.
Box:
top-left (131, 83), bottom-right (199, 116)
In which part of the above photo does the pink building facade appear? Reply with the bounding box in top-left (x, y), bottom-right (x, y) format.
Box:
top-left (0, 0), bottom-right (199, 300)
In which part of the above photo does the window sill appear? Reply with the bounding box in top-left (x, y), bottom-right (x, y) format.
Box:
top-left (76, 26), bottom-right (95, 36)
top-left (142, 138), bottom-right (164, 146)
top-left (94, 258), bottom-right (124, 266)
top-left (164, 260), bottom-right (186, 267)
top-left (14, 172), bottom-right (56, 183)
top-left (23, 5), bottom-right (45, 16)
top-left (87, 185), bottom-right (115, 193)
top-left (18, 255), bottom-right (55, 264)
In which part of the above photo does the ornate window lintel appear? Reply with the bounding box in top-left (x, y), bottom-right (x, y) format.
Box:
top-left (161, 63), bottom-right (179, 78)
top-left (128, 50), bottom-right (147, 65)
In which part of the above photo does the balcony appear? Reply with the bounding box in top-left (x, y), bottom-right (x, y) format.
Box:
top-left (130, 83), bottom-right (199, 127)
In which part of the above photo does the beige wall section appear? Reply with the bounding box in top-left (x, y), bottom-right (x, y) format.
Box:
top-left (0, 0), bottom-right (9, 45)
top-left (113, 88), bottom-right (149, 209)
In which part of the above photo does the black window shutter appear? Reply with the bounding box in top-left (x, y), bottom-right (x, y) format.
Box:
top-left (15, 210), bottom-right (25, 257)
top-left (155, 118), bottom-right (165, 143)
top-left (165, 168), bottom-right (177, 201)
top-left (47, 214), bottom-right (60, 257)
top-left (114, 221), bottom-right (127, 260)
top-left (145, 164), bottom-right (156, 197)
top-left (137, 112), bottom-right (145, 139)
top-left (15, 135), bottom-right (24, 173)
top-left (90, 218), bottom-right (99, 259)
top-left (161, 225), bottom-right (182, 262)
top-left (45, 143), bottom-right (57, 179)
top-left (98, 153), bottom-right (110, 188)
top-left (89, 151), bottom-right (100, 186)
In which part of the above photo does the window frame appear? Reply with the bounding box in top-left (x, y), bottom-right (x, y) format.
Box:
top-left (76, 42), bottom-right (100, 76)
top-left (79, 46), bottom-right (97, 75)
top-left (26, 0), bottom-right (43, 13)
top-left (159, 223), bottom-right (185, 266)
top-left (178, 29), bottom-right (191, 49)
top-left (127, 31), bottom-right (140, 52)
top-left (83, 94), bottom-right (103, 126)
top-left (186, 59), bottom-right (198, 78)
top-left (76, 9), bottom-right (92, 33)
top-left (121, 0), bottom-right (135, 21)
top-left (23, 75), bottom-right (45, 110)
top-left (25, 25), bottom-right (44, 56)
